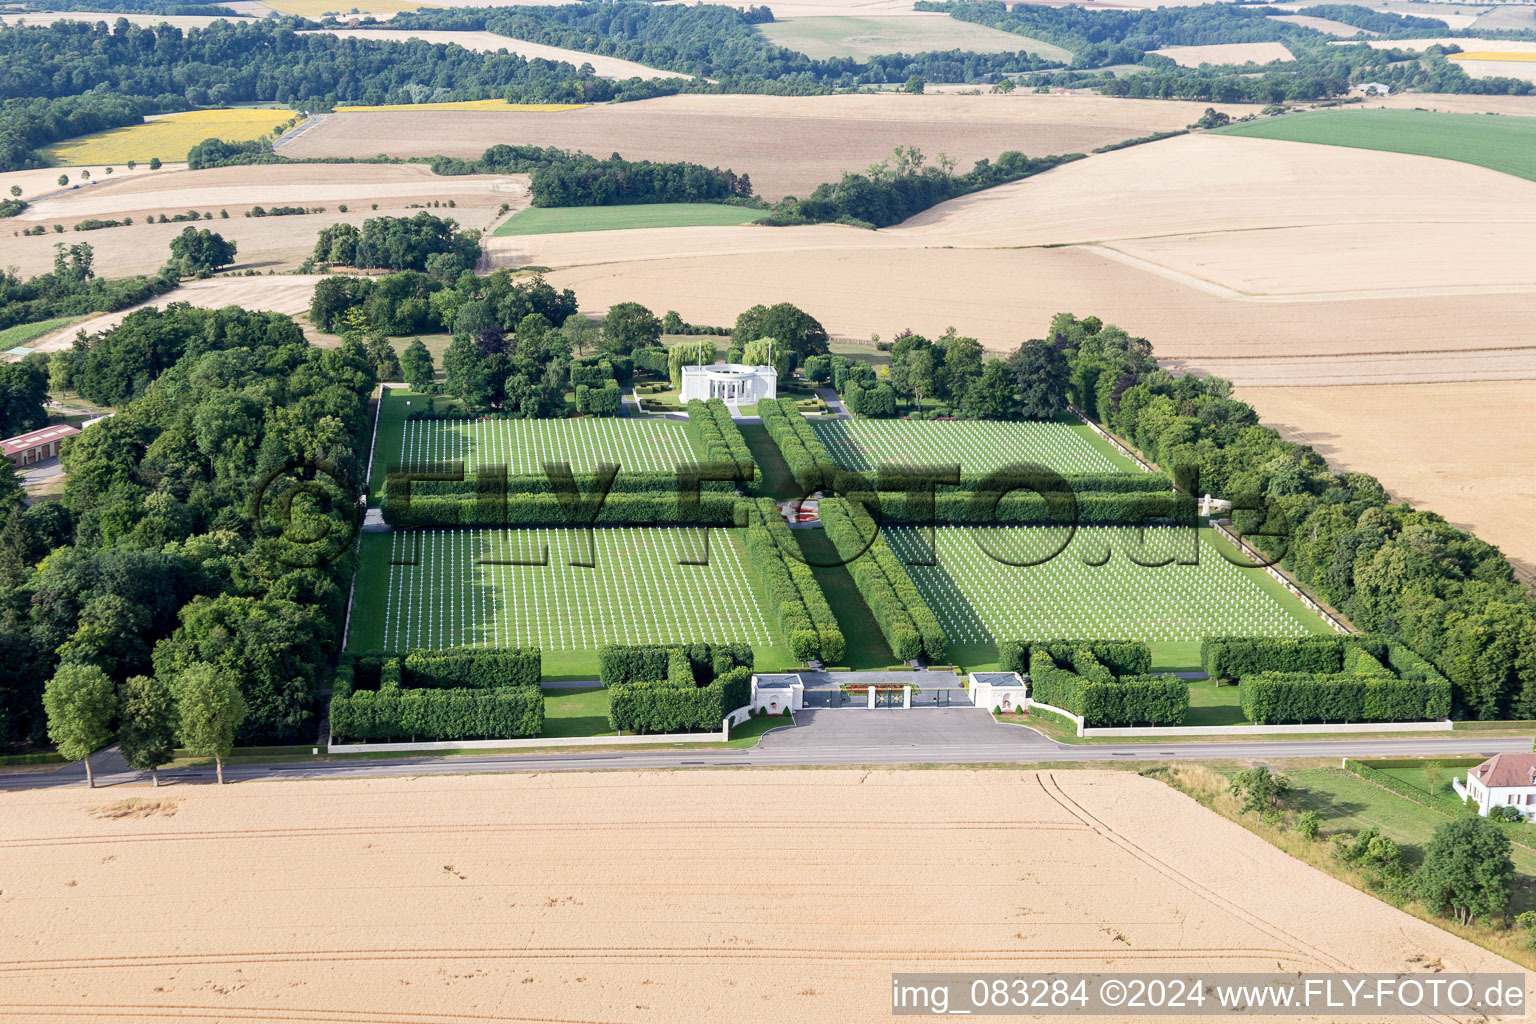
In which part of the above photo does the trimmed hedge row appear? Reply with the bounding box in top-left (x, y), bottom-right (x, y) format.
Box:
top-left (999, 639), bottom-right (1151, 677)
top-left (402, 647), bottom-right (540, 688)
top-left (876, 490), bottom-right (1184, 525)
top-left (1239, 672), bottom-right (1452, 724)
top-left (742, 498), bottom-right (844, 663)
top-left (1027, 649), bottom-right (1186, 726)
top-left (381, 491), bottom-right (739, 527)
top-left (820, 496), bottom-right (946, 662)
top-left (608, 665), bottom-right (753, 734)
top-left (687, 398), bottom-right (756, 486)
top-left (1200, 635), bottom-right (1379, 680)
top-left (574, 380), bottom-right (622, 416)
top-left (598, 641), bottom-right (753, 688)
top-left (876, 468), bottom-right (1172, 495)
top-left (329, 686), bottom-right (544, 742)
top-left (405, 472), bottom-right (735, 497)
top-left (760, 398), bottom-right (836, 493)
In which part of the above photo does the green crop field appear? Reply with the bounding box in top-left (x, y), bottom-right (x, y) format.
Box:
top-left (1213, 109), bottom-right (1536, 182)
top-left (0, 316), bottom-right (78, 351)
top-left (813, 417), bottom-right (1137, 475)
top-left (757, 15), bottom-right (1070, 62)
top-left (495, 204), bottom-right (765, 236)
top-left (885, 525), bottom-right (1331, 670)
top-left (348, 527), bottom-right (787, 677)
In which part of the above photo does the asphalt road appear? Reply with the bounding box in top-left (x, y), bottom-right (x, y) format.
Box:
top-left (4, 709), bottom-right (1530, 791)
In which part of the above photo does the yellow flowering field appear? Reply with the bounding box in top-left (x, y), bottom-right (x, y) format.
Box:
top-left (43, 108), bottom-right (295, 165)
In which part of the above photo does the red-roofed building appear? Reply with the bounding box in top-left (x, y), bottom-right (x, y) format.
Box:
top-left (1, 424), bottom-right (78, 466)
top-left (1454, 753), bottom-right (1536, 819)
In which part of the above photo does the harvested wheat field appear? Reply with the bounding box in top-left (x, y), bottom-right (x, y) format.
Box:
top-left (12, 277), bottom-right (326, 359)
top-left (0, 769), bottom-right (1521, 1024)
top-left (299, 27), bottom-right (686, 79)
top-left (520, 134), bottom-right (1536, 356)
top-left (0, 162), bottom-right (187, 203)
top-left (1151, 41), bottom-right (1295, 66)
top-left (1455, 56), bottom-right (1536, 81)
top-left (0, 165), bottom-right (525, 278)
top-left (1240, 382), bottom-right (1536, 581)
top-left (278, 92), bottom-right (1256, 199)
top-left (1360, 91), bottom-right (1536, 116)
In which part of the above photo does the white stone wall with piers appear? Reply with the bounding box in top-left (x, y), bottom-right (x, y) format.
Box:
top-left (680, 363), bottom-right (777, 404)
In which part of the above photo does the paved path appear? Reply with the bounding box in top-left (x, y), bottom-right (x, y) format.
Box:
top-left (7, 728), bottom-right (1531, 792)
top-left (815, 387), bottom-right (849, 418)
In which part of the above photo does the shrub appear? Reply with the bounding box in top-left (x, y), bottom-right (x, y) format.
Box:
top-left (1240, 671), bottom-right (1451, 724)
top-left (1200, 635), bottom-right (1382, 679)
top-left (999, 640), bottom-right (1150, 676)
top-left (598, 642), bottom-right (752, 688)
top-left (820, 495), bottom-right (945, 661)
top-left (401, 647), bottom-right (540, 688)
top-left (607, 666), bottom-right (753, 734)
top-left (740, 498), bottom-right (843, 663)
top-left (329, 686), bottom-right (543, 741)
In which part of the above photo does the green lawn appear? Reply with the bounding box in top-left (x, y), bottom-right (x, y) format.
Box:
top-left (1184, 678), bottom-right (1246, 726)
top-left (757, 15), bottom-right (1070, 62)
top-left (889, 525), bottom-right (1329, 673)
top-left (495, 203), bottom-right (765, 236)
top-left (724, 712), bottom-right (794, 746)
top-left (347, 527), bottom-right (797, 679)
top-left (1288, 767), bottom-right (1536, 916)
top-left (367, 387), bottom-right (704, 494)
top-left (541, 686), bottom-right (615, 738)
top-left (813, 414), bottom-right (1141, 476)
top-left (795, 530), bottom-right (899, 670)
top-left (0, 315), bottom-right (78, 350)
top-left (1213, 109), bottom-right (1536, 182)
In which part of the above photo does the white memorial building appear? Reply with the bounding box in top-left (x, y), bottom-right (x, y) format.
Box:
top-left (679, 363), bottom-right (777, 404)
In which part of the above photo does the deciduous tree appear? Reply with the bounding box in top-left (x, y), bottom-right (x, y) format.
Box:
top-left (43, 663), bottom-right (115, 787)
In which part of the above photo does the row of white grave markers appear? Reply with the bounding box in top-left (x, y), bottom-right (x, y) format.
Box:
top-left (813, 419), bottom-right (1124, 476)
top-left (885, 525), bottom-right (1313, 645)
top-left (382, 527), bottom-right (776, 652)
top-left (398, 417), bottom-right (699, 475)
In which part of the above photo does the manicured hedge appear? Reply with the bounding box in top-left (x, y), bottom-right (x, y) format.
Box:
top-left (632, 346), bottom-right (669, 377)
top-left (329, 686), bottom-right (544, 741)
top-left (687, 398), bottom-right (756, 486)
top-left (759, 398), bottom-right (837, 494)
top-left (877, 468), bottom-right (1172, 495)
top-left (607, 665), bottom-right (753, 734)
top-left (1071, 648), bottom-right (1114, 683)
top-left (1026, 649), bottom-right (1185, 726)
top-left (574, 380), bottom-right (622, 416)
top-left (402, 647), bottom-right (540, 688)
top-left (1200, 635), bottom-right (1383, 680)
top-left (821, 495), bottom-right (946, 662)
top-left (1239, 671), bottom-right (1452, 724)
top-left (741, 498), bottom-right (844, 663)
top-left (406, 471), bottom-right (735, 498)
top-left (382, 490), bottom-right (739, 527)
top-left (598, 641), bottom-right (753, 688)
top-left (999, 639), bottom-right (1151, 677)
top-left (876, 490), bottom-right (1184, 525)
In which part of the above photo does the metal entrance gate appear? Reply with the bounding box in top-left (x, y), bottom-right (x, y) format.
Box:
top-left (914, 687), bottom-right (972, 708)
top-left (802, 688), bottom-right (860, 709)
top-left (875, 688), bottom-right (901, 709)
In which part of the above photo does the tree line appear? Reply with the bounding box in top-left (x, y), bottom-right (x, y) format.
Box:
top-left (0, 18), bottom-right (674, 170)
top-left (764, 146), bottom-right (1084, 229)
top-left (1050, 312), bottom-right (1536, 720)
top-left (0, 304), bottom-right (377, 752)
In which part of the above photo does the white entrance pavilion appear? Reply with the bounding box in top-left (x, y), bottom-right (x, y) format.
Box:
top-left (680, 363), bottom-right (777, 404)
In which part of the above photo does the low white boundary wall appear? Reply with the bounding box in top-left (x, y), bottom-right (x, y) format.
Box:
top-left (1211, 519), bottom-right (1353, 635)
top-left (1081, 719), bottom-right (1453, 738)
top-left (329, 727), bottom-right (728, 753)
top-left (1024, 699), bottom-right (1085, 732)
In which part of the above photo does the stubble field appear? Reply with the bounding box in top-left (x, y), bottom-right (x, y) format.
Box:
top-left (298, 27), bottom-right (686, 79)
top-left (0, 769), bottom-right (1521, 1024)
top-left (277, 92), bottom-right (1256, 199)
top-left (1239, 381), bottom-right (1536, 583)
top-left (0, 164), bottom-right (526, 278)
